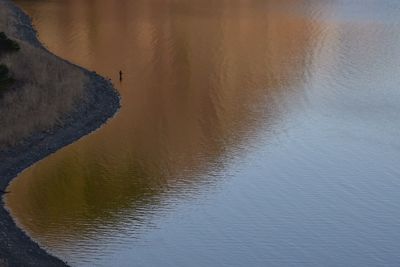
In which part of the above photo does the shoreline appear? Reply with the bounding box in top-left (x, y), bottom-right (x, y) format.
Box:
top-left (0, 0), bottom-right (120, 266)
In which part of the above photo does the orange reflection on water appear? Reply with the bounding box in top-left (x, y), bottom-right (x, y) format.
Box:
top-left (7, 0), bottom-right (322, 263)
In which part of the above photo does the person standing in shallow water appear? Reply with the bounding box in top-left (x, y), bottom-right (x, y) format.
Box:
top-left (119, 70), bottom-right (123, 81)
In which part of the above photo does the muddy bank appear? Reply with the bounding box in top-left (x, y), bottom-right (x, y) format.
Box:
top-left (0, 0), bottom-right (120, 266)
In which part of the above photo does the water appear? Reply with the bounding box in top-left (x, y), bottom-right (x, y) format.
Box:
top-left (5, 0), bottom-right (400, 266)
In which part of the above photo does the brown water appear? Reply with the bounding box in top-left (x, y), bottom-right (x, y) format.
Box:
top-left (6, 0), bottom-right (400, 266)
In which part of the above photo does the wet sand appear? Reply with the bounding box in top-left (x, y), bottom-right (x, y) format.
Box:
top-left (0, 0), bottom-right (120, 265)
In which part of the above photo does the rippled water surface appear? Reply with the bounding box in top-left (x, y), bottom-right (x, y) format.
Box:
top-left (6, 0), bottom-right (400, 266)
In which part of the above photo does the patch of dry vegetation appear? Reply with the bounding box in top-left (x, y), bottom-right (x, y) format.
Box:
top-left (0, 3), bottom-right (86, 148)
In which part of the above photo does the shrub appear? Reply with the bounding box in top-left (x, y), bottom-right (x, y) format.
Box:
top-left (0, 32), bottom-right (20, 53)
top-left (0, 64), bottom-right (14, 93)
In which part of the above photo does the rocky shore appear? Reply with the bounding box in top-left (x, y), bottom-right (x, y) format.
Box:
top-left (0, 0), bottom-right (120, 266)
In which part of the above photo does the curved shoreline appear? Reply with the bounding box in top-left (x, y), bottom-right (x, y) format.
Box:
top-left (0, 0), bottom-right (120, 266)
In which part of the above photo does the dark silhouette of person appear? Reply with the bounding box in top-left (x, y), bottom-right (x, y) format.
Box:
top-left (119, 70), bottom-right (123, 81)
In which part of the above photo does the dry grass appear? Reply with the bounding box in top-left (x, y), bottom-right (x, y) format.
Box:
top-left (0, 258), bottom-right (8, 267)
top-left (0, 3), bottom-right (86, 148)
top-left (0, 4), bottom-right (9, 34)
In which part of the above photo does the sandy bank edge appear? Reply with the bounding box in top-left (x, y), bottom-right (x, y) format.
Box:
top-left (0, 0), bottom-right (121, 266)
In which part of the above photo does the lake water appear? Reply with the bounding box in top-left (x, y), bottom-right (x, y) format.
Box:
top-left (6, 0), bottom-right (400, 266)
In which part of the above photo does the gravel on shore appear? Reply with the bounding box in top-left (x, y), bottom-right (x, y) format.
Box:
top-left (0, 0), bottom-right (120, 266)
